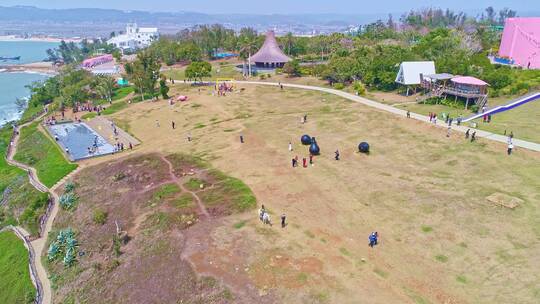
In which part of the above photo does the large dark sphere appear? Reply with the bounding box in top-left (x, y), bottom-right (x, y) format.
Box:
top-left (301, 134), bottom-right (312, 145)
top-left (358, 142), bottom-right (370, 153)
top-left (309, 138), bottom-right (320, 155)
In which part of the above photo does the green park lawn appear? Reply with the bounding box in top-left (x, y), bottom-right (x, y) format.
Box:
top-left (396, 94), bottom-right (540, 143)
top-left (0, 231), bottom-right (36, 304)
top-left (14, 122), bottom-right (77, 188)
top-left (162, 62), bottom-right (241, 81)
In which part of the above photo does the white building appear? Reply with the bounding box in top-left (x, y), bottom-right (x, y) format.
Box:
top-left (107, 23), bottom-right (159, 51)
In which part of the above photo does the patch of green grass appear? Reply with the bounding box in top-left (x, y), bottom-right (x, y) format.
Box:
top-left (310, 290), bottom-right (330, 303)
top-left (403, 286), bottom-right (431, 304)
top-left (153, 183), bottom-right (181, 200)
top-left (297, 272), bottom-right (309, 283)
top-left (233, 220), bottom-right (247, 229)
top-left (173, 194), bottom-right (194, 209)
top-left (421, 225), bottom-right (433, 233)
top-left (339, 247), bottom-right (351, 256)
top-left (220, 176), bottom-right (257, 212)
top-left (0, 231), bottom-right (36, 303)
top-left (191, 103), bottom-right (202, 108)
top-left (304, 230), bottom-right (315, 238)
top-left (434, 254), bottom-right (449, 263)
top-left (194, 123), bottom-right (206, 129)
top-left (456, 275), bottom-right (468, 284)
top-left (223, 128), bottom-right (236, 132)
top-left (112, 86), bottom-right (135, 101)
top-left (80, 112), bottom-right (97, 120)
top-left (320, 238), bottom-right (327, 243)
top-left (373, 267), bottom-right (389, 278)
top-left (14, 122), bottom-right (77, 188)
top-left (101, 101), bottom-right (128, 115)
top-left (185, 178), bottom-right (205, 191)
top-left (19, 103), bottom-right (44, 124)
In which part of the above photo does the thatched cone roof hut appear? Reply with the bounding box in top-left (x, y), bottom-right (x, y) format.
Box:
top-left (249, 30), bottom-right (291, 68)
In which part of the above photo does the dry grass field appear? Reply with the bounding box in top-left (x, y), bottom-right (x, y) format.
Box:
top-left (51, 83), bottom-right (540, 303)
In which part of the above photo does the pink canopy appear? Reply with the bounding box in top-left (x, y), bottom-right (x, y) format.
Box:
top-left (451, 76), bottom-right (489, 86)
top-left (82, 54), bottom-right (113, 68)
top-left (249, 31), bottom-right (291, 64)
top-left (499, 18), bottom-right (540, 69)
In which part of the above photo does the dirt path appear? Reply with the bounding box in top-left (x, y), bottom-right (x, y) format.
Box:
top-left (159, 155), bottom-right (210, 218)
top-left (5, 118), bottom-right (80, 304)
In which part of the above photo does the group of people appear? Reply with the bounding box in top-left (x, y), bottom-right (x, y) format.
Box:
top-left (291, 154), bottom-right (315, 168)
top-left (258, 205), bottom-right (287, 228)
top-left (216, 82), bottom-right (234, 96)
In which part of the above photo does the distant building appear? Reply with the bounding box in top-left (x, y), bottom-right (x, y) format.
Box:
top-left (107, 23), bottom-right (159, 51)
top-left (82, 54), bottom-right (113, 68)
top-left (395, 61), bottom-right (436, 95)
top-left (249, 30), bottom-right (291, 68)
top-left (499, 18), bottom-right (540, 69)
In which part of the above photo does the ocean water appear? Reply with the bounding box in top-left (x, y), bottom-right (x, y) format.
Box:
top-left (0, 41), bottom-right (58, 127)
top-left (0, 41), bottom-right (59, 64)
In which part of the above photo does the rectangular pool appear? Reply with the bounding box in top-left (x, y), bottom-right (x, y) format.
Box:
top-left (47, 122), bottom-right (116, 161)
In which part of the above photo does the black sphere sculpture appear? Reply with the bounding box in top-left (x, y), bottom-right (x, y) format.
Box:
top-left (309, 137), bottom-right (320, 155)
top-left (301, 134), bottom-right (312, 145)
top-left (358, 142), bottom-right (370, 154)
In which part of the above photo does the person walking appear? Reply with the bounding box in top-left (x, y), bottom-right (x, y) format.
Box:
top-left (155, 120), bottom-right (160, 127)
top-left (465, 129), bottom-right (470, 139)
top-left (369, 232), bottom-right (377, 248)
top-left (281, 214), bottom-right (286, 228)
top-left (302, 157), bottom-right (307, 168)
top-left (288, 142), bottom-right (293, 152)
top-left (303, 114), bottom-right (307, 123)
top-left (187, 133), bottom-right (192, 142)
top-left (129, 142), bottom-right (133, 150)
top-left (433, 114), bottom-right (437, 125)
top-left (258, 205), bottom-right (266, 221)
top-left (172, 121), bottom-right (175, 129)
top-left (291, 158), bottom-right (296, 168)
top-left (335, 149), bottom-right (340, 160)
top-left (446, 126), bottom-right (451, 137)
top-left (406, 110), bottom-right (410, 118)
top-left (240, 134), bottom-right (244, 143)
top-left (309, 154), bottom-right (314, 165)
top-left (507, 143), bottom-right (514, 155)
top-left (471, 131), bottom-right (476, 142)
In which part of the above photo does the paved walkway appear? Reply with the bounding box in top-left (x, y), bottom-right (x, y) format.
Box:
top-left (233, 81), bottom-right (540, 152)
top-left (5, 118), bottom-right (81, 304)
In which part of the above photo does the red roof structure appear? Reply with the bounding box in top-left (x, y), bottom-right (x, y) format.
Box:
top-left (249, 30), bottom-right (291, 68)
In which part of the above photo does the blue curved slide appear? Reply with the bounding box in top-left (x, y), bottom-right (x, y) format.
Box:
top-left (462, 92), bottom-right (540, 123)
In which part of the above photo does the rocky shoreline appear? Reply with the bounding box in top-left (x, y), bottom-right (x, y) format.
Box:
top-left (0, 62), bottom-right (57, 75)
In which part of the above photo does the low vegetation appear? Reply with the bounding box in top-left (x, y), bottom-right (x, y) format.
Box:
top-left (0, 231), bottom-right (36, 304)
top-left (14, 122), bottom-right (77, 188)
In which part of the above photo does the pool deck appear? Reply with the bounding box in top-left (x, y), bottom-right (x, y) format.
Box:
top-left (86, 116), bottom-right (140, 148)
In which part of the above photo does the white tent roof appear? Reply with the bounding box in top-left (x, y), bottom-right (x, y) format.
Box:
top-left (395, 61), bottom-right (436, 85)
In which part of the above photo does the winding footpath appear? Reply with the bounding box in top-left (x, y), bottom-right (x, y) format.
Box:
top-left (219, 81), bottom-right (540, 152)
top-left (5, 118), bottom-right (80, 304)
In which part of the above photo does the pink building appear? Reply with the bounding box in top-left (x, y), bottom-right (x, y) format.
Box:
top-left (499, 18), bottom-right (540, 69)
top-left (82, 54), bottom-right (114, 68)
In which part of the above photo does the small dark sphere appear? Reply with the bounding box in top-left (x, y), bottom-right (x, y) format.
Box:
top-left (301, 134), bottom-right (312, 145)
top-left (358, 142), bottom-right (370, 153)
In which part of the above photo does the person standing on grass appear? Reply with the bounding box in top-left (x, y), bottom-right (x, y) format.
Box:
top-left (240, 134), bottom-right (244, 143)
top-left (406, 110), bottom-right (410, 118)
top-left (508, 143), bottom-right (514, 155)
top-left (172, 121), bottom-right (175, 129)
top-left (335, 149), bottom-right (340, 160)
top-left (292, 158), bottom-right (296, 168)
top-left (471, 131), bottom-right (476, 142)
top-left (465, 129), bottom-right (470, 139)
top-left (369, 232), bottom-right (377, 248)
top-left (303, 157), bottom-right (307, 168)
top-left (129, 142), bottom-right (133, 150)
top-left (281, 214), bottom-right (287, 228)
top-left (187, 133), bottom-right (192, 142)
top-left (304, 114), bottom-right (308, 123)
top-left (289, 142), bottom-right (293, 152)
top-left (155, 120), bottom-right (160, 127)
top-left (309, 155), bottom-right (314, 165)
top-left (433, 114), bottom-right (437, 125)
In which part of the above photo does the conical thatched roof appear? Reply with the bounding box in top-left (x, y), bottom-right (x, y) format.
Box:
top-left (249, 30), bottom-right (291, 64)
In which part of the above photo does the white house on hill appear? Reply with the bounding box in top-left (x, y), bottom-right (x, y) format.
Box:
top-left (108, 23), bottom-right (159, 51)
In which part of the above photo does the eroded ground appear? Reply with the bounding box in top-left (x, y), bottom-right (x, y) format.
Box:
top-left (51, 84), bottom-right (540, 304)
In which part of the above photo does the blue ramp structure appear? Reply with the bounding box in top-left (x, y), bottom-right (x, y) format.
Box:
top-left (462, 92), bottom-right (540, 123)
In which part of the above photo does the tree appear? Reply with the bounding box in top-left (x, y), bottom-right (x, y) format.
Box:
top-left (94, 75), bottom-right (116, 103)
top-left (185, 61), bottom-right (212, 82)
top-left (282, 60), bottom-right (301, 77)
top-left (159, 75), bottom-right (170, 99)
top-left (126, 51), bottom-right (161, 100)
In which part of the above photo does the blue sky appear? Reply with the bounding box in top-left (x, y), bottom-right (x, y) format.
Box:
top-left (2, 0), bottom-right (538, 14)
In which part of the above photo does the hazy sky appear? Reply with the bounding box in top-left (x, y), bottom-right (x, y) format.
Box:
top-left (2, 0), bottom-right (538, 14)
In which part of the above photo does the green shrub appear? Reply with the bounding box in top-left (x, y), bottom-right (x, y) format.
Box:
top-left (59, 193), bottom-right (78, 210)
top-left (92, 209), bottom-right (108, 225)
top-left (353, 81), bottom-right (366, 95)
top-left (64, 181), bottom-right (75, 192)
top-left (333, 83), bottom-right (345, 90)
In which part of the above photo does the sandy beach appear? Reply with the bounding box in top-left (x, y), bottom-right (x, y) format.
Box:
top-left (0, 61), bottom-right (57, 75)
top-left (0, 35), bottom-right (81, 43)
